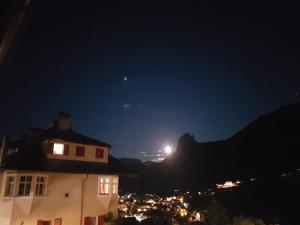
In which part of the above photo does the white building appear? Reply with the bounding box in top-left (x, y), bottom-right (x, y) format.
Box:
top-left (0, 113), bottom-right (129, 225)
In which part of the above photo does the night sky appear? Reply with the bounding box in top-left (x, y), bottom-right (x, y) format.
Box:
top-left (1, 0), bottom-right (300, 161)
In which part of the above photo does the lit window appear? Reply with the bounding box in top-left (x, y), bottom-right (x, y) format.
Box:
top-left (112, 178), bottom-right (118, 194)
top-left (53, 143), bottom-right (64, 155)
top-left (18, 176), bottom-right (32, 196)
top-left (35, 176), bottom-right (46, 196)
top-left (99, 177), bottom-right (110, 195)
top-left (5, 176), bottom-right (15, 197)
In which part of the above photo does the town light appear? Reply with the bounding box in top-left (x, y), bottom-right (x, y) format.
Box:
top-left (216, 180), bottom-right (241, 189)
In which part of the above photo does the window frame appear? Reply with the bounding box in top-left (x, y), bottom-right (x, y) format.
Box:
top-left (98, 176), bottom-right (110, 195)
top-left (53, 143), bottom-right (65, 155)
top-left (18, 175), bottom-right (32, 196)
top-left (1, 172), bottom-right (48, 198)
top-left (35, 176), bottom-right (47, 196)
top-left (112, 177), bottom-right (118, 195)
top-left (4, 175), bottom-right (16, 197)
top-left (97, 176), bottom-right (118, 196)
top-left (47, 141), bottom-right (70, 156)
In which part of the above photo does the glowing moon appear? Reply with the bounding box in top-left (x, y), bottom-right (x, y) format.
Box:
top-left (164, 145), bottom-right (172, 155)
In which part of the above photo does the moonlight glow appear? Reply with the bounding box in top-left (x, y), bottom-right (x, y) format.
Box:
top-left (164, 145), bottom-right (172, 155)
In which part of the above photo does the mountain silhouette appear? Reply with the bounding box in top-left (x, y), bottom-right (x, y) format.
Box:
top-left (120, 102), bottom-right (300, 192)
top-left (162, 102), bottom-right (300, 188)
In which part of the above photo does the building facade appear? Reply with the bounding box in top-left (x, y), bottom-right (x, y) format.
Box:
top-left (0, 113), bottom-right (128, 225)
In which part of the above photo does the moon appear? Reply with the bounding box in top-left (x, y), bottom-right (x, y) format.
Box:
top-left (164, 145), bottom-right (172, 155)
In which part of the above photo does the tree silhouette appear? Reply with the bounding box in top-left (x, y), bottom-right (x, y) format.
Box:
top-left (232, 216), bottom-right (265, 225)
top-left (204, 200), bottom-right (230, 225)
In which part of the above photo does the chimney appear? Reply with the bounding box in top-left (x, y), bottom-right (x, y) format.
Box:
top-left (57, 112), bottom-right (72, 131)
top-left (0, 135), bottom-right (9, 164)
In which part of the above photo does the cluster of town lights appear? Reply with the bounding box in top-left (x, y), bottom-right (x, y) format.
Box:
top-left (216, 180), bottom-right (241, 189)
top-left (118, 193), bottom-right (202, 223)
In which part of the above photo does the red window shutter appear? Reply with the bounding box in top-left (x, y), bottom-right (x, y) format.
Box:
top-left (37, 220), bottom-right (44, 225)
top-left (98, 216), bottom-right (104, 225)
top-left (47, 142), bottom-right (53, 154)
top-left (76, 146), bottom-right (85, 157)
top-left (95, 148), bottom-right (104, 159)
top-left (84, 217), bottom-right (91, 225)
top-left (64, 144), bottom-right (69, 155)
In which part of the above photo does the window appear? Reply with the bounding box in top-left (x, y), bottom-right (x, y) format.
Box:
top-left (2, 174), bottom-right (48, 198)
top-left (48, 142), bottom-right (54, 154)
top-left (84, 217), bottom-right (97, 225)
top-left (53, 143), bottom-right (64, 155)
top-left (99, 177), bottom-right (110, 195)
top-left (54, 218), bottom-right (62, 225)
top-left (35, 176), bottom-right (46, 196)
top-left (112, 177), bottom-right (118, 194)
top-left (95, 148), bottom-right (104, 159)
top-left (18, 176), bottom-right (32, 196)
top-left (48, 142), bottom-right (69, 155)
top-left (64, 144), bottom-right (69, 155)
top-left (5, 176), bottom-right (15, 196)
top-left (76, 146), bottom-right (85, 157)
top-left (37, 220), bottom-right (51, 225)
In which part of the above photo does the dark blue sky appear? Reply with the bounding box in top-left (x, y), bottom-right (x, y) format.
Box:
top-left (1, 0), bottom-right (300, 161)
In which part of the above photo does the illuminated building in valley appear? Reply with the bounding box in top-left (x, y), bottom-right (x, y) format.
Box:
top-left (0, 113), bottom-right (129, 225)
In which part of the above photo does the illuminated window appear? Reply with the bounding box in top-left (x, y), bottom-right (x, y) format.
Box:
top-left (112, 177), bottom-right (118, 194)
top-left (99, 177), bottom-right (110, 195)
top-left (5, 176), bottom-right (15, 197)
top-left (53, 143), bottom-right (64, 155)
top-left (18, 176), bottom-right (32, 196)
top-left (35, 176), bottom-right (46, 196)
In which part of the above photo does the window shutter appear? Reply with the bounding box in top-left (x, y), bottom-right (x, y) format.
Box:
top-left (84, 217), bottom-right (91, 225)
top-left (95, 148), bottom-right (104, 159)
top-left (64, 144), bottom-right (69, 155)
top-left (37, 220), bottom-right (44, 225)
top-left (98, 216), bottom-right (104, 225)
top-left (76, 146), bottom-right (85, 157)
top-left (47, 142), bottom-right (53, 154)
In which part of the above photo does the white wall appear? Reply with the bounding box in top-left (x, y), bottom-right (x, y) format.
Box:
top-left (0, 171), bottom-right (118, 225)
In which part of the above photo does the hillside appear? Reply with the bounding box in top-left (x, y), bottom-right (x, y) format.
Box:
top-left (120, 102), bottom-right (300, 192)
